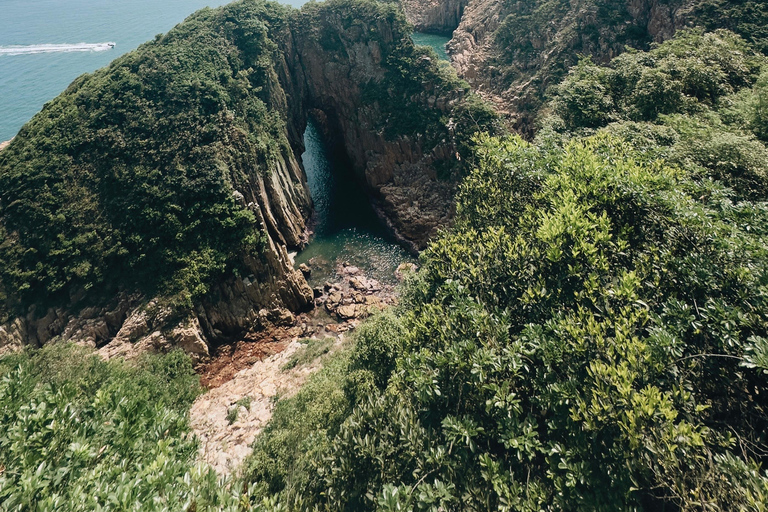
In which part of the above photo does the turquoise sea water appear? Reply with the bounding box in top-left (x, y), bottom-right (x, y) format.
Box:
top-left (411, 32), bottom-right (450, 61)
top-left (295, 121), bottom-right (413, 286)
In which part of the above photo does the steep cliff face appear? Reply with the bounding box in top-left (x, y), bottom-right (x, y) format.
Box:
top-left (0, 0), bottom-right (493, 357)
top-left (400, 0), bottom-right (469, 35)
top-left (0, 144), bottom-right (314, 360)
top-left (282, 1), bottom-right (475, 249)
top-left (406, 0), bottom-right (767, 133)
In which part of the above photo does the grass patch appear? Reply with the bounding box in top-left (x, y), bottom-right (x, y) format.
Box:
top-left (281, 337), bottom-right (335, 372)
top-left (227, 396), bottom-right (253, 425)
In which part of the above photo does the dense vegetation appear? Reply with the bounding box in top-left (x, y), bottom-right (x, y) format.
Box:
top-left (241, 29), bottom-right (768, 510)
top-left (0, 1), bottom-right (298, 316)
top-left (0, 344), bottom-right (264, 511)
top-left (480, 0), bottom-right (768, 131)
top-left (4, 0), bottom-right (768, 510)
top-left (547, 29), bottom-right (768, 199)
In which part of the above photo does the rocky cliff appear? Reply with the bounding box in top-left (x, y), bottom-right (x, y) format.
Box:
top-left (0, 0), bottom-right (494, 357)
top-left (400, 0), bottom-right (469, 35)
top-left (403, 0), bottom-right (768, 133)
top-left (282, 1), bottom-right (477, 250)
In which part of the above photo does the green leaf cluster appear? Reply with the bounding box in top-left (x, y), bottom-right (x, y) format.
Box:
top-left (0, 344), bottom-right (270, 511)
top-left (242, 133), bottom-right (768, 509)
top-left (547, 29), bottom-right (768, 200)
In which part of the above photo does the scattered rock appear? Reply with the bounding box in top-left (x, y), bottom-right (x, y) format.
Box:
top-left (170, 317), bottom-right (210, 360)
top-left (349, 275), bottom-right (382, 292)
top-left (298, 263), bottom-right (311, 277)
top-left (340, 265), bottom-right (361, 276)
top-left (191, 338), bottom-right (339, 474)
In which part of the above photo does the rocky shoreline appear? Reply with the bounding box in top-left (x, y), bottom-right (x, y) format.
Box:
top-left (197, 260), bottom-right (414, 388)
top-left (190, 260), bottom-right (416, 474)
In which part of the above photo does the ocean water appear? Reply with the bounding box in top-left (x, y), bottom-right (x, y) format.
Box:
top-left (295, 121), bottom-right (414, 286)
top-left (411, 32), bottom-right (450, 61)
top-left (0, 0), bottom-right (306, 142)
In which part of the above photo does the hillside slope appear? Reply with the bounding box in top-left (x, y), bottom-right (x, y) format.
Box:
top-left (402, 0), bottom-right (768, 132)
top-left (0, 0), bottom-right (496, 356)
top-left (241, 29), bottom-right (768, 511)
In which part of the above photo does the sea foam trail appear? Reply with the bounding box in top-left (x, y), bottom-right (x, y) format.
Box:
top-left (0, 43), bottom-right (116, 56)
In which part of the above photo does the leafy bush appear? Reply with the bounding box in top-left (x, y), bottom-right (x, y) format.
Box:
top-left (244, 133), bottom-right (768, 510)
top-left (0, 344), bottom-right (265, 511)
top-left (550, 29), bottom-right (765, 129)
top-left (547, 29), bottom-right (768, 201)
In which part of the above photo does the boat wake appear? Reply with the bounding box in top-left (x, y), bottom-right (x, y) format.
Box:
top-left (0, 42), bottom-right (116, 56)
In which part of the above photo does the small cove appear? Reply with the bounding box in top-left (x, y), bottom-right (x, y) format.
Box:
top-left (293, 32), bottom-right (451, 285)
top-left (411, 32), bottom-right (451, 61)
top-left (294, 121), bottom-right (414, 287)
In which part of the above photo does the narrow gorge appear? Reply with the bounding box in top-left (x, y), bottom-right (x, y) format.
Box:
top-left (0, 0), bottom-right (494, 357)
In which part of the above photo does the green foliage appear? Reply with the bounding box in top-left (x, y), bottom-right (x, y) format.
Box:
top-left (244, 347), bottom-right (359, 502)
top-left (297, 0), bottom-right (501, 166)
top-left (484, 0), bottom-right (768, 131)
top-left (551, 29), bottom-right (765, 128)
top-left (227, 405), bottom-right (240, 425)
top-left (237, 395), bottom-right (253, 411)
top-left (548, 29), bottom-right (768, 200)
top-left (281, 337), bottom-right (335, 371)
top-left (0, 344), bottom-right (266, 511)
top-left (244, 133), bottom-right (768, 510)
top-left (694, 0), bottom-right (768, 54)
top-left (0, 0), bottom-right (296, 315)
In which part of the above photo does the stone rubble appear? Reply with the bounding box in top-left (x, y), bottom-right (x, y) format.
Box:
top-left (190, 337), bottom-right (341, 475)
top-left (189, 260), bottom-right (405, 474)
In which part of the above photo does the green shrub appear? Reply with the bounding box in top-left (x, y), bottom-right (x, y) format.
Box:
top-left (281, 337), bottom-right (335, 371)
top-left (0, 344), bottom-right (265, 511)
top-left (244, 133), bottom-right (768, 510)
top-left (547, 29), bottom-right (768, 201)
top-left (551, 29), bottom-right (765, 131)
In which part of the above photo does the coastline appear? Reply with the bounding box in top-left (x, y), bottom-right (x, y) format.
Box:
top-left (0, 139), bottom-right (10, 151)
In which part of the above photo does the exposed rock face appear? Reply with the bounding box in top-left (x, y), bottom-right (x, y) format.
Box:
top-left (401, 0), bottom-right (469, 35)
top-left (0, 0), bottom-right (477, 358)
top-left (280, 6), bottom-right (468, 251)
top-left (407, 0), bottom-right (734, 132)
top-left (0, 141), bottom-right (314, 360)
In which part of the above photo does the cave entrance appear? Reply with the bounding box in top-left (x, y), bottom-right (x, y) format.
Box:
top-left (293, 119), bottom-right (414, 288)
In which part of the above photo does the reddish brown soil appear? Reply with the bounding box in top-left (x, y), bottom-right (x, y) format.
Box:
top-left (198, 338), bottom-right (288, 389)
top-left (197, 313), bottom-right (322, 389)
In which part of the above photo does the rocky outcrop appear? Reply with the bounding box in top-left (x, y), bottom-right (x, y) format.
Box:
top-left (428, 0), bottom-right (723, 132)
top-left (279, 4), bottom-right (471, 251)
top-left (401, 0), bottom-right (469, 35)
top-left (0, 150), bottom-right (314, 361)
